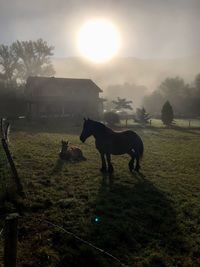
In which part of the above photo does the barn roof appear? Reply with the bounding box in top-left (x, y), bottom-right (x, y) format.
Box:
top-left (26, 76), bottom-right (102, 93)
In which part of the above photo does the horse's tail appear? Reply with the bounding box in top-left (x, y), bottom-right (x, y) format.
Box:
top-left (138, 137), bottom-right (144, 160)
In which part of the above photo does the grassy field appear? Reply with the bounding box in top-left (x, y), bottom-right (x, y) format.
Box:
top-left (0, 121), bottom-right (200, 267)
top-left (121, 118), bottom-right (200, 128)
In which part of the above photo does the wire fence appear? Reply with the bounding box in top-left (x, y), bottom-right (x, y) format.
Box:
top-left (0, 144), bottom-right (15, 202)
top-left (0, 117), bottom-right (24, 202)
top-left (0, 225), bottom-right (4, 266)
top-left (42, 219), bottom-right (130, 267)
top-left (0, 215), bottom-right (131, 267)
top-left (0, 118), bottom-right (131, 266)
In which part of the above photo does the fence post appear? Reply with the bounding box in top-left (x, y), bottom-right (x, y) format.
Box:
top-left (1, 139), bottom-right (25, 197)
top-left (125, 119), bottom-right (128, 128)
top-left (4, 213), bottom-right (19, 267)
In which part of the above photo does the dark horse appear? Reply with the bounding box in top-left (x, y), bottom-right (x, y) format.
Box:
top-left (80, 118), bottom-right (144, 173)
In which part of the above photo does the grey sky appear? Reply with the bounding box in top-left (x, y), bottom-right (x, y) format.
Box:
top-left (0, 0), bottom-right (200, 58)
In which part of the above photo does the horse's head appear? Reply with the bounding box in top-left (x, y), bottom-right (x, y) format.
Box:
top-left (80, 118), bottom-right (93, 143)
top-left (61, 140), bottom-right (69, 152)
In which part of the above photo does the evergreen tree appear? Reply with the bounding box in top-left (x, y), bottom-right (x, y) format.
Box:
top-left (135, 107), bottom-right (150, 125)
top-left (161, 101), bottom-right (174, 126)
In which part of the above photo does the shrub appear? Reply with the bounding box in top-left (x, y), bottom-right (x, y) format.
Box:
top-left (135, 107), bottom-right (150, 125)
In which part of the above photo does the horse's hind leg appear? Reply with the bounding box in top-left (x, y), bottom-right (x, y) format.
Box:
top-left (106, 153), bottom-right (114, 174)
top-left (134, 151), bottom-right (140, 172)
top-left (128, 150), bottom-right (135, 172)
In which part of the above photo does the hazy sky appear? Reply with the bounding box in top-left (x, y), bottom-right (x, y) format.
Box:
top-left (0, 0), bottom-right (200, 58)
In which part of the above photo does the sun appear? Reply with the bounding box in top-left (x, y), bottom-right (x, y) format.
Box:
top-left (76, 19), bottom-right (121, 63)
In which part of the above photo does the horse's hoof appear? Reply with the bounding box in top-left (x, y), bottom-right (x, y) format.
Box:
top-left (100, 167), bottom-right (107, 173)
top-left (129, 165), bottom-right (134, 172)
top-left (140, 173), bottom-right (145, 178)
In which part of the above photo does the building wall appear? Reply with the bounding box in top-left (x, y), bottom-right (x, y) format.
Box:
top-left (27, 86), bottom-right (102, 119)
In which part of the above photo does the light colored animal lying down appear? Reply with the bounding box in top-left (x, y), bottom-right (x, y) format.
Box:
top-left (59, 140), bottom-right (86, 161)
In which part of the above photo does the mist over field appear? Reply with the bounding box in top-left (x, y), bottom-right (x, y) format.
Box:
top-left (52, 56), bottom-right (200, 107)
top-left (53, 56), bottom-right (200, 90)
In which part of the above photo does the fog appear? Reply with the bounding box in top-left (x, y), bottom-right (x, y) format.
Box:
top-left (53, 56), bottom-right (200, 107)
top-left (1, 0), bottom-right (200, 58)
top-left (1, 0), bottom-right (200, 108)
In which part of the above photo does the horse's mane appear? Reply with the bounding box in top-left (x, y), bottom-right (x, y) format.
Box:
top-left (89, 119), bottom-right (113, 133)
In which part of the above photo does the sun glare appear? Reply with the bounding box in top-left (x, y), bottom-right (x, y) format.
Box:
top-left (77, 19), bottom-right (121, 63)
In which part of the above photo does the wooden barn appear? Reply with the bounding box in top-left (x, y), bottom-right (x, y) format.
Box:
top-left (25, 76), bottom-right (103, 119)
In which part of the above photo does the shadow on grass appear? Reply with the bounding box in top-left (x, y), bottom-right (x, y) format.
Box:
top-left (52, 157), bottom-right (87, 175)
top-left (51, 158), bottom-right (65, 174)
top-left (87, 176), bottom-right (188, 266)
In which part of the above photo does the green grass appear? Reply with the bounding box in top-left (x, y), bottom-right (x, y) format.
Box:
top-left (1, 122), bottom-right (200, 267)
top-left (120, 118), bottom-right (200, 128)
top-left (150, 118), bottom-right (200, 128)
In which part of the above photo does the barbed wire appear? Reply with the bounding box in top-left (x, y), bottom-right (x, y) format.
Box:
top-left (42, 219), bottom-right (130, 267)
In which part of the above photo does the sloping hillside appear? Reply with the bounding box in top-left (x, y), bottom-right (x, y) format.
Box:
top-left (52, 57), bottom-right (200, 91)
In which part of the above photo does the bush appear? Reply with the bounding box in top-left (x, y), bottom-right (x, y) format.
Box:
top-left (161, 101), bottom-right (174, 126)
top-left (103, 111), bottom-right (120, 125)
top-left (135, 107), bottom-right (150, 125)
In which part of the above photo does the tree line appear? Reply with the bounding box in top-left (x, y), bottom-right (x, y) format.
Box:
top-left (1, 38), bottom-right (199, 120)
top-left (104, 99), bottom-right (176, 127)
top-left (143, 75), bottom-right (200, 117)
top-left (0, 39), bottom-right (55, 117)
top-left (0, 39), bottom-right (55, 85)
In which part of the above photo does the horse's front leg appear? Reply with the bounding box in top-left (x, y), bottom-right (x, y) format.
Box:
top-left (128, 150), bottom-right (135, 172)
top-left (106, 153), bottom-right (114, 174)
top-left (100, 152), bottom-right (107, 173)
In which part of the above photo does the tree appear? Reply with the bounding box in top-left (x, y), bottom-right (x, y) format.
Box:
top-left (104, 111), bottom-right (120, 126)
top-left (161, 101), bottom-right (174, 126)
top-left (112, 97), bottom-right (133, 112)
top-left (0, 45), bottom-right (18, 84)
top-left (0, 39), bottom-right (55, 83)
top-left (135, 107), bottom-right (150, 125)
top-left (143, 76), bottom-right (193, 116)
top-left (11, 39), bottom-right (55, 81)
top-left (159, 77), bottom-right (186, 96)
top-left (106, 83), bottom-right (147, 108)
top-left (194, 73), bottom-right (200, 91)
top-left (190, 73), bottom-right (200, 116)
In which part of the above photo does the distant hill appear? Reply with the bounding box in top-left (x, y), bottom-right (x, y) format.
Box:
top-left (52, 57), bottom-right (200, 93)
